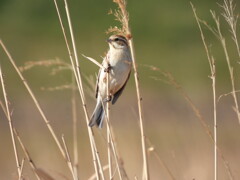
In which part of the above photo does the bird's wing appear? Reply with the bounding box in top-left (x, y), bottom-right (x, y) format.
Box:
top-left (95, 68), bottom-right (101, 99)
top-left (112, 71), bottom-right (131, 105)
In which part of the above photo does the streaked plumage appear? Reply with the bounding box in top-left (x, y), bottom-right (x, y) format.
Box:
top-left (89, 35), bottom-right (132, 128)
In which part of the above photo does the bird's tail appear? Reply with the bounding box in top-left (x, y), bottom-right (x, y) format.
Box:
top-left (89, 98), bottom-right (105, 128)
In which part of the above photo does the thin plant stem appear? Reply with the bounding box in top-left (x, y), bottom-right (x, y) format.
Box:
top-left (82, 54), bottom-right (105, 69)
top-left (13, 129), bottom-right (41, 180)
top-left (221, 0), bottom-right (240, 60)
top-left (101, 98), bottom-right (124, 180)
top-left (191, 4), bottom-right (218, 180)
top-left (0, 101), bottom-right (41, 180)
top-left (71, 74), bottom-right (79, 178)
top-left (106, 67), bottom-right (113, 179)
top-left (0, 65), bottom-right (22, 179)
top-left (107, 121), bottom-right (129, 180)
top-left (63, 0), bottom-right (85, 100)
top-left (211, 10), bottom-right (240, 124)
top-left (62, 135), bottom-right (78, 180)
top-left (112, 0), bottom-right (149, 179)
top-left (88, 165), bottom-right (110, 180)
top-left (212, 64), bottom-right (217, 180)
top-left (54, 0), bottom-right (105, 179)
top-left (0, 40), bottom-right (77, 177)
top-left (18, 158), bottom-right (25, 180)
top-left (129, 39), bottom-right (149, 180)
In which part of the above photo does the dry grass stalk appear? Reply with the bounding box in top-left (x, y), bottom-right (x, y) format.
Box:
top-left (107, 123), bottom-right (129, 180)
top-left (62, 135), bottom-right (77, 180)
top-left (88, 165), bottom-right (109, 180)
top-left (0, 98), bottom-right (41, 180)
top-left (40, 84), bottom-right (73, 91)
top-left (13, 129), bottom-right (41, 180)
top-left (207, 6), bottom-right (240, 125)
top-left (71, 75), bottom-right (79, 178)
top-left (18, 59), bottom-right (70, 72)
top-left (0, 100), bottom-right (7, 115)
top-left (82, 54), bottom-right (104, 69)
top-left (191, 3), bottom-right (218, 180)
top-left (64, 0), bottom-right (106, 178)
top-left (0, 40), bottom-right (77, 179)
top-left (111, 0), bottom-right (149, 179)
top-left (103, 100), bottom-right (124, 180)
top-left (0, 65), bottom-right (22, 179)
top-left (19, 158), bottom-right (25, 180)
top-left (35, 169), bottom-right (56, 180)
top-left (147, 65), bottom-right (234, 180)
top-left (106, 66), bottom-right (113, 179)
top-left (53, 0), bottom-right (105, 179)
top-left (221, 0), bottom-right (240, 60)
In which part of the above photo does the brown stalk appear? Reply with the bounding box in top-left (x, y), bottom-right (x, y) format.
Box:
top-left (62, 135), bottom-right (77, 180)
top-left (0, 64), bottom-right (22, 179)
top-left (106, 65), bottom-right (113, 179)
top-left (112, 0), bottom-right (149, 179)
top-left (0, 97), bottom-right (41, 180)
top-left (13, 129), bottom-right (41, 180)
top-left (71, 74), bottom-right (78, 178)
top-left (0, 40), bottom-right (77, 179)
top-left (221, 0), bottom-right (240, 60)
top-left (18, 158), bottom-right (25, 180)
top-left (53, 0), bottom-right (105, 179)
top-left (211, 9), bottom-right (240, 125)
top-left (191, 3), bottom-right (218, 180)
top-left (102, 97), bottom-right (124, 180)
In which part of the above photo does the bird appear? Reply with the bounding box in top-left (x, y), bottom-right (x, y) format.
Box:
top-left (89, 34), bottom-right (132, 128)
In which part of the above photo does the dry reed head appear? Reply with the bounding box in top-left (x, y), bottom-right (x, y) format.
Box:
top-left (107, 0), bottom-right (132, 40)
top-left (18, 59), bottom-right (71, 73)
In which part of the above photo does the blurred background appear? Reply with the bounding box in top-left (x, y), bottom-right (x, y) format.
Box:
top-left (0, 0), bottom-right (240, 179)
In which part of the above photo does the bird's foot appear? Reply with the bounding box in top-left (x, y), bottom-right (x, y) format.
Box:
top-left (104, 95), bottom-right (112, 102)
top-left (104, 63), bottom-right (112, 73)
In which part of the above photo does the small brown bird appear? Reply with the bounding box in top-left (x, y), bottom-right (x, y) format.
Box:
top-left (89, 35), bottom-right (132, 128)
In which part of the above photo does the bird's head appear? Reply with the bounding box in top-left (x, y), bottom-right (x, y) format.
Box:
top-left (107, 35), bottom-right (129, 50)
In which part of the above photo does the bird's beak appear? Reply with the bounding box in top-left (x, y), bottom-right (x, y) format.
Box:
top-left (106, 38), bottom-right (112, 43)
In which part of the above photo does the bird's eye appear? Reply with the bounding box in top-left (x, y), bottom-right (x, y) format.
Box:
top-left (115, 38), bottom-right (119, 41)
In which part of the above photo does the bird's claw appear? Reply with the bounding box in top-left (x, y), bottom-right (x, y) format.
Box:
top-left (104, 63), bottom-right (112, 73)
top-left (104, 96), bottom-right (112, 102)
